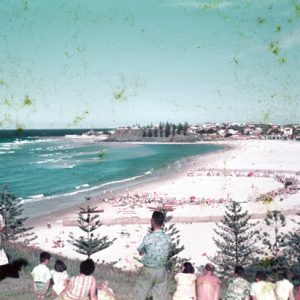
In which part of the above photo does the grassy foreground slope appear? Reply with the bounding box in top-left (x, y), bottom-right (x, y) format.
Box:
top-left (0, 242), bottom-right (175, 300)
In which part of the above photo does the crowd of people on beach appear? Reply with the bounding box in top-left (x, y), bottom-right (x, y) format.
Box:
top-left (186, 168), bottom-right (298, 180)
top-left (101, 192), bottom-right (233, 210)
top-left (187, 168), bottom-right (300, 203)
top-left (254, 174), bottom-right (299, 203)
top-left (94, 169), bottom-right (299, 213)
top-left (29, 211), bottom-right (300, 300)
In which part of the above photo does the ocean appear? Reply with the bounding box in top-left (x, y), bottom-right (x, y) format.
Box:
top-left (0, 129), bottom-right (222, 217)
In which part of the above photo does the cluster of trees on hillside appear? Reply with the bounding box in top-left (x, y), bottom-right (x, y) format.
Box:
top-left (142, 122), bottom-right (189, 138)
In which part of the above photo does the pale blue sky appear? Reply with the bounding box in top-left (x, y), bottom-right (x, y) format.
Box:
top-left (0, 0), bottom-right (299, 128)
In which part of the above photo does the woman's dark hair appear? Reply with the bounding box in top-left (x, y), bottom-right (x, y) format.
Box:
top-left (182, 262), bottom-right (195, 274)
top-left (234, 265), bottom-right (245, 276)
top-left (80, 259), bottom-right (95, 276)
top-left (54, 259), bottom-right (67, 272)
top-left (282, 269), bottom-right (292, 280)
top-left (256, 270), bottom-right (267, 281)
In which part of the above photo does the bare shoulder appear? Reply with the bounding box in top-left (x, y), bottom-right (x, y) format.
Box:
top-left (197, 274), bottom-right (208, 284)
top-left (197, 275), bottom-right (204, 281)
top-left (215, 276), bottom-right (221, 284)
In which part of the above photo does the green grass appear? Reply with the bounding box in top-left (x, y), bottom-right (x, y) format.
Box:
top-left (0, 275), bottom-right (34, 300)
top-left (0, 241), bottom-right (175, 300)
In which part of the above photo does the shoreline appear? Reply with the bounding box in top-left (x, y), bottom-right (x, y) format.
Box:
top-left (25, 142), bottom-right (229, 224)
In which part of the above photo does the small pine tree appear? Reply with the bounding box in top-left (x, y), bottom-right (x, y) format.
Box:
top-left (147, 128), bottom-right (153, 138)
top-left (165, 122), bottom-right (171, 137)
top-left (262, 210), bottom-right (287, 280)
top-left (284, 212), bottom-right (300, 283)
top-left (68, 205), bottom-right (116, 258)
top-left (142, 129), bottom-right (147, 137)
top-left (0, 184), bottom-right (36, 243)
top-left (161, 210), bottom-right (187, 273)
top-left (172, 124), bottom-right (176, 136)
top-left (153, 128), bottom-right (158, 137)
top-left (210, 201), bottom-right (261, 278)
top-left (177, 123), bottom-right (183, 135)
top-left (159, 123), bottom-right (163, 137)
top-left (183, 122), bottom-right (189, 136)
top-left (285, 212), bottom-right (300, 262)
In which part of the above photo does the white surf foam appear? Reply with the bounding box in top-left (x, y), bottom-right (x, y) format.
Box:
top-left (20, 173), bottom-right (149, 204)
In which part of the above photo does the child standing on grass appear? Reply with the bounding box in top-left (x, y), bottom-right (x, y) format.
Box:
top-left (31, 251), bottom-right (52, 300)
top-left (173, 262), bottom-right (197, 300)
top-left (51, 259), bottom-right (69, 297)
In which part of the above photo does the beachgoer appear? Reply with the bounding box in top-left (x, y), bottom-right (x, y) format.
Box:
top-left (0, 212), bottom-right (4, 237)
top-left (223, 265), bottom-right (251, 300)
top-left (51, 259), bottom-right (69, 297)
top-left (31, 251), bottom-right (52, 300)
top-left (196, 263), bottom-right (221, 300)
top-left (136, 210), bottom-right (172, 300)
top-left (275, 269), bottom-right (295, 300)
top-left (173, 262), bottom-right (197, 300)
top-left (0, 212), bottom-right (5, 249)
top-left (97, 280), bottom-right (116, 300)
top-left (56, 258), bottom-right (97, 300)
top-left (0, 212), bottom-right (9, 269)
top-left (250, 271), bottom-right (277, 300)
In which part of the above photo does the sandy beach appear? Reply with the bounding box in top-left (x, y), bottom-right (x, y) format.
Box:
top-left (26, 139), bottom-right (300, 270)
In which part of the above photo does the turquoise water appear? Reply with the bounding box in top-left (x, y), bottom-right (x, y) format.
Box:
top-left (0, 135), bottom-right (222, 216)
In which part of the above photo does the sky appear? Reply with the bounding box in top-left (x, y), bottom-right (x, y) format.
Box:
top-left (0, 0), bottom-right (300, 129)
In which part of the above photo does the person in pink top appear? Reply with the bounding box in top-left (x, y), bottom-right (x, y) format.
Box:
top-left (196, 263), bottom-right (221, 300)
top-left (56, 259), bottom-right (97, 300)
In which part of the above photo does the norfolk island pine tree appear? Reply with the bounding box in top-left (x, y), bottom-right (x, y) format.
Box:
top-left (284, 211), bottom-right (300, 285)
top-left (0, 184), bottom-right (36, 243)
top-left (161, 210), bottom-right (188, 273)
top-left (262, 210), bottom-right (287, 281)
top-left (68, 204), bottom-right (116, 259)
top-left (210, 201), bottom-right (261, 279)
